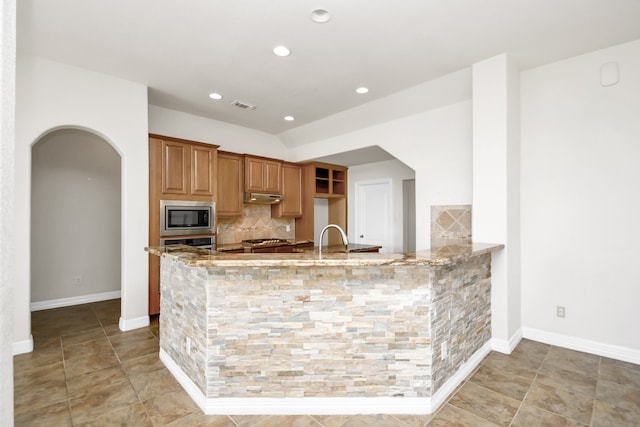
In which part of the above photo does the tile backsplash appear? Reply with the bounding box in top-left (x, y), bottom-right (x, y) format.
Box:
top-left (217, 204), bottom-right (295, 244)
top-left (431, 205), bottom-right (472, 248)
top-left (218, 204), bottom-right (470, 247)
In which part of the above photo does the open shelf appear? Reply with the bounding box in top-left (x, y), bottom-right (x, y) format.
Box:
top-left (312, 165), bottom-right (347, 197)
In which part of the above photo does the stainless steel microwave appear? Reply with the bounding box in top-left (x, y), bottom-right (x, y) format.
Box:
top-left (160, 200), bottom-right (215, 237)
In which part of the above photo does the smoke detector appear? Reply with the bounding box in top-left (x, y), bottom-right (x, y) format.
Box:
top-left (230, 100), bottom-right (256, 110)
top-left (311, 9), bottom-right (331, 23)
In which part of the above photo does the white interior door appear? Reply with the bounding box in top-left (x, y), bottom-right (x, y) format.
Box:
top-left (355, 179), bottom-right (392, 253)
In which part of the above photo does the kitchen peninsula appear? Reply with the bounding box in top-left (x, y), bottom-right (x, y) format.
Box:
top-left (146, 243), bottom-right (504, 415)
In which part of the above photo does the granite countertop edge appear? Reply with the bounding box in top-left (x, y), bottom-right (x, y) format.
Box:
top-left (145, 242), bottom-right (504, 267)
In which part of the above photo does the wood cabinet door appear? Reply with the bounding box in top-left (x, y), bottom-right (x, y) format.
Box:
top-left (263, 160), bottom-right (282, 193)
top-left (217, 152), bottom-right (243, 216)
top-left (244, 157), bottom-right (265, 192)
top-left (273, 163), bottom-right (302, 217)
top-left (161, 140), bottom-right (188, 194)
top-left (190, 145), bottom-right (217, 196)
top-left (245, 157), bottom-right (281, 193)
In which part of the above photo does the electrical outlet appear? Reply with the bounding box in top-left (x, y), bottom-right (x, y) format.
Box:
top-left (74, 275), bottom-right (82, 285)
top-left (186, 337), bottom-right (191, 355)
top-left (286, 224), bottom-right (291, 232)
top-left (441, 342), bottom-right (448, 360)
top-left (556, 306), bottom-right (566, 318)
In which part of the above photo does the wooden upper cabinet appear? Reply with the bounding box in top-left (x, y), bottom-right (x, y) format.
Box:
top-left (151, 134), bottom-right (219, 199)
top-left (217, 151), bottom-right (244, 217)
top-left (272, 162), bottom-right (303, 217)
top-left (190, 144), bottom-right (217, 196)
top-left (162, 140), bottom-right (189, 195)
top-left (310, 163), bottom-right (348, 198)
top-left (244, 156), bottom-right (281, 193)
top-left (295, 162), bottom-right (348, 242)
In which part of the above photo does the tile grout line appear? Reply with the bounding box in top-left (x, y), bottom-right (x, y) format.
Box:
top-left (389, 414), bottom-right (413, 427)
top-left (588, 356), bottom-right (603, 427)
top-left (226, 414), bottom-right (240, 427)
top-left (60, 335), bottom-right (78, 427)
top-left (426, 351), bottom-right (489, 425)
top-left (77, 304), bottom-right (146, 426)
top-left (438, 358), bottom-right (499, 426)
top-left (506, 345), bottom-right (550, 427)
top-left (516, 345), bottom-right (601, 426)
top-left (97, 305), bottom-right (158, 426)
top-left (307, 414), bottom-right (325, 427)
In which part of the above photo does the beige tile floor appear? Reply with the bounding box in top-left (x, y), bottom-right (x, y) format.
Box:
top-left (13, 299), bottom-right (640, 426)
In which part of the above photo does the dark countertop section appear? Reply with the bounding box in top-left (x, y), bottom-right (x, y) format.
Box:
top-left (215, 243), bottom-right (245, 252)
top-left (216, 240), bottom-right (314, 253)
top-left (317, 243), bottom-right (382, 253)
top-left (215, 241), bottom-right (380, 254)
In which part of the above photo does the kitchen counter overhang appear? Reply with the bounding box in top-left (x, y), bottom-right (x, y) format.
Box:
top-left (146, 242), bottom-right (502, 267)
top-left (146, 242), bottom-right (504, 415)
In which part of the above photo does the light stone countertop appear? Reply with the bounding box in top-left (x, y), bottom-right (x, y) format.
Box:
top-left (145, 242), bottom-right (504, 267)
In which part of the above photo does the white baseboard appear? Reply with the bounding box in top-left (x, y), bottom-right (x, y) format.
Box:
top-left (13, 335), bottom-right (34, 356)
top-left (491, 328), bottom-right (523, 354)
top-left (430, 340), bottom-right (493, 411)
top-left (199, 396), bottom-right (431, 416)
top-left (160, 348), bottom-right (432, 415)
top-left (522, 327), bottom-right (640, 365)
top-left (30, 290), bottom-right (121, 311)
top-left (119, 315), bottom-right (150, 332)
top-left (160, 349), bottom-right (208, 410)
top-left (160, 341), bottom-right (492, 416)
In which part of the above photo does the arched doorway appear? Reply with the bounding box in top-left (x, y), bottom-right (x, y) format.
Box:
top-left (31, 128), bottom-right (121, 310)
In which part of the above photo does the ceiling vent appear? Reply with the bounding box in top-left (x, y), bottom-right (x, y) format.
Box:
top-left (231, 100), bottom-right (256, 110)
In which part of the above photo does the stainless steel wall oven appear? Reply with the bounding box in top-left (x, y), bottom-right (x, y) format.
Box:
top-left (160, 200), bottom-right (215, 237)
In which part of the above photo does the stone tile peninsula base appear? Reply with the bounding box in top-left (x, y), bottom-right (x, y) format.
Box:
top-left (148, 243), bottom-right (504, 415)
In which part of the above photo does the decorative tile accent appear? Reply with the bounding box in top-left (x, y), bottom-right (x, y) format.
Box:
top-left (431, 205), bottom-right (472, 248)
top-left (217, 205), bottom-right (294, 244)
top-left (429, 254), bottom-right (492, 393)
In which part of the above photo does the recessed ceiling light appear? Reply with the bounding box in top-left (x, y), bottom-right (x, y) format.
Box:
top-left (208, 92), bottom-right (223, 100)
top-left (356, 87), bottom-right (369, 94)
top-left (273, 46), bottom-right (291, 57)
top-left (284, 116), bottom-right (295, 121)
top-left (311, 9), bottom-right (331, 23)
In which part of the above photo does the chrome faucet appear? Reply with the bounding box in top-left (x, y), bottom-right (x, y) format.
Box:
top-left (318, 224), bottom-right (349, 255)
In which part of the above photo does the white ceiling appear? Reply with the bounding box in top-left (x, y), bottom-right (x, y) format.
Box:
top-left (18, 0), bottom-right (640, 138)
top-left (312, 146), bottom-right (394, 167)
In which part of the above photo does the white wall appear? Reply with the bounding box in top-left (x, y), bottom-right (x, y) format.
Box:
top-left (289, 99), bottom-right (473, 251)
top-left (15, 56), bottom-right (149, 349)
top-left (348, 159), bottom-right (415, 253)
top-left (149, 105), bottom-right (288, 159)
top-left (521, 39), bottom-right (640, 353)
top-left (472, 54), bottom-right (522, 352)
top-left (1, 0), bottom-right (16, 421)
top-left (31, 129), bottom-right (120, 304)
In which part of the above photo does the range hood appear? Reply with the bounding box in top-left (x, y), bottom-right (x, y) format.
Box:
top-left (244, 192), bottom-right (285, 204)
